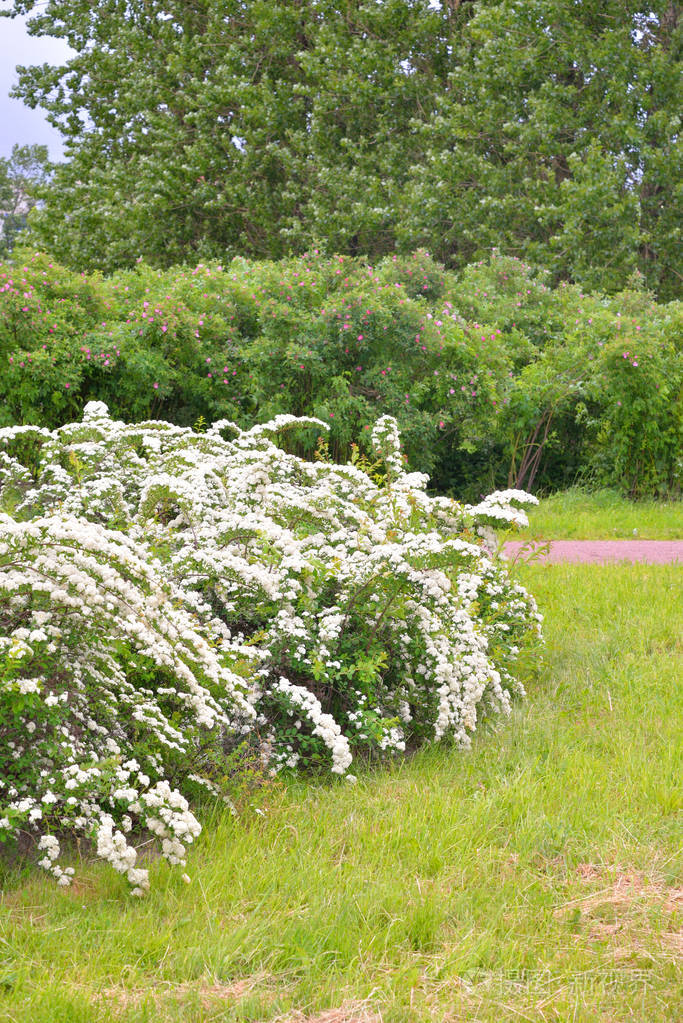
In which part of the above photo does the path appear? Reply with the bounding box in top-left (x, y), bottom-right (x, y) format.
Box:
top-left (502, 540), bottom-right (683, 565)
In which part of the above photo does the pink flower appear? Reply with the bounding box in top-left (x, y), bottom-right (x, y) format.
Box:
top-left (153, 382), bottom-right (159, 389)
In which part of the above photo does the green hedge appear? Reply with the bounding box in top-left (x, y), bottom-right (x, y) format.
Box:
top-left (1, 250), bottom-right (680, 498)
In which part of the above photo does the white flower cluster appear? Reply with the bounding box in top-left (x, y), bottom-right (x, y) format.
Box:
top-left (273, 677), bottom-right (352, 775)
top-left (37, 834), bottom-right (74, 886)
top-left (0, 403), bottom-right (541, 890)
top-left (371, 415), bottom-right (405, 478)
top-left (465, 489), bottom-right (539, 529)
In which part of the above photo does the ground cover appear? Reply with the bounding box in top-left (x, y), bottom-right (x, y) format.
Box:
top-left (509, 488), bottom-right (683, 541)
top-left (1, 562), bottom-right (680, 1022)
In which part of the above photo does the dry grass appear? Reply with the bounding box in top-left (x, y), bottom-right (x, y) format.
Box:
top-left (554, 863), bottom-right (682, 968)
top-left (273, 1004), bottom-right (383, 1023)
top-left (91, 973), bottom-right (276, 1015)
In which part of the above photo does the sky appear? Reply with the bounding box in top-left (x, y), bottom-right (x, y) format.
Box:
top-left (0, 10), bottom-right (74, 160)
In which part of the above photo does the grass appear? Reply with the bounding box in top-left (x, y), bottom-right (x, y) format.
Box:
top-left (1, 563), bottom-right (682, 1022)
top-left (511, 488), bottom-right (683, 540)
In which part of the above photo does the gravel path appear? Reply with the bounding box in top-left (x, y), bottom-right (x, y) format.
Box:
top-left (503, 540), bottom-right (683, 565)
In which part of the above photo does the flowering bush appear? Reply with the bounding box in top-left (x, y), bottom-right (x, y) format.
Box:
top-left (2, 250), bottom-right (680, 497)
top-left (1, 403), bottom-right (541, 891)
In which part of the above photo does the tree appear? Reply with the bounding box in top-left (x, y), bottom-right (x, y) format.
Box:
top-left (0, 143), bottom-right (51, 255)
top-left (1, 0), bottom-right (453, 270)
top-left (2, 1), bottom-right (680, 298)
top-left (401, 0), bottom-right (682, 298)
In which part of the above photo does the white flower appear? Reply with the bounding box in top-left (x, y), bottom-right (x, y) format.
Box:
top-left (0, 403), bottom-right (540, 892)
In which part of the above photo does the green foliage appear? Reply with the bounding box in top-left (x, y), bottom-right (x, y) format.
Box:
top-left (401, 0), bottom-right (682, 300)
top-left (1, 250), bottom-right (681, 497)
top-left (0, 144), bottom-right (51, 257)
top-left (445, 256), bottom-right (683, 496)
top-left (2, 0), bottom-right (681, 298)
top-left (582, 308), bottom-right (682, 495)
top-left (2, 0), bottom-right (450, 271)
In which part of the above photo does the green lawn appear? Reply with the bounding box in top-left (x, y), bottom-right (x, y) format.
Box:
top-left (1, 563), bottom-right (681, 1022)
top-left (512, 488), bottom-right (683, 540)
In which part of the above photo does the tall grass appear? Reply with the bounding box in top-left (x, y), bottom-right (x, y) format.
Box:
top-left (1, 563), bottom-right (681, 1022)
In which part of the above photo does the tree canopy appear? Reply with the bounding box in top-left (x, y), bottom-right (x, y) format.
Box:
top-left (0, 143), bottom-right (50, 256)
top-left (2, 0), bottom-right (681, 297)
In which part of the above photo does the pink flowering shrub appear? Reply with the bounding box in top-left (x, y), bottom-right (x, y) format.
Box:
top-left (451, 256), bottom-right (682, 496)
top-left (1, 404), bottom-right (541, 890)
top-left (581, 318), bottom-right (682, 497)
top-left (4, 250), bottom-right (676, 496)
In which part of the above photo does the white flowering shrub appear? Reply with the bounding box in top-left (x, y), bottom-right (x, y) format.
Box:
top-left (0, 402), bottom-right (541, 890)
